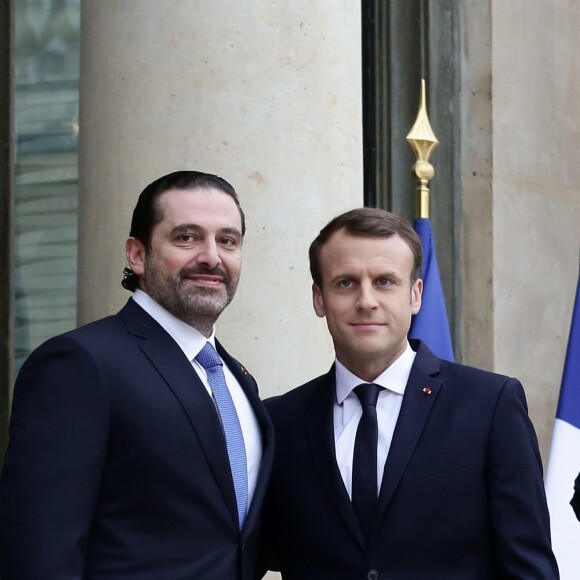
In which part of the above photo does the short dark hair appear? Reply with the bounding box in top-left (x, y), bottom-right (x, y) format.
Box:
top-left (308, 207), bottom-right (423, 288)
top-left (122, 171), bottom-right (245, 292)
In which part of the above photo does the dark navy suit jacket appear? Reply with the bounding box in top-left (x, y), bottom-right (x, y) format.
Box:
top-left (262, 340), bottom-right (558, 580)
top-left (0, 299), bottom-right (274, 579)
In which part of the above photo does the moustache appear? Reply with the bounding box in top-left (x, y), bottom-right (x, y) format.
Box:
top-left (179, 266), bottom-right (231, 284)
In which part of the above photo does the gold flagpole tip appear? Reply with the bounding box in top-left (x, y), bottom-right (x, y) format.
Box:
top-left (407, 79), bottom-right (438, 219)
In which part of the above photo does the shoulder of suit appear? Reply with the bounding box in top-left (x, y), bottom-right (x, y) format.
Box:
top-left (413, 339), bottom-right (514, 384)
top-left (431, 357), bottom-right (522, 404)
top-left (264, 372), bottom-right (330, 409)
top-left (45, 313), bottom-right (121, 343)
top-left (27, 311), bottom-right (130, 364)
top-left (439, 358), bottom-right (512, 382)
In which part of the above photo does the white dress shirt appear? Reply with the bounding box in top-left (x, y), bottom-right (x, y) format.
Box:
top-left (131, 290), bottom-right (263, 506)
top-left (333, 342), bottom-right (416, 498)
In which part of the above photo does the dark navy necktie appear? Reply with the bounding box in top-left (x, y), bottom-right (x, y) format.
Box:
top-left (196, 342), bottom-right (248, 529)
top-left (352, 383), bottom-right (382, 539)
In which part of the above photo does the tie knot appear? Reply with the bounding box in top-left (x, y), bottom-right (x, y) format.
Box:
top-left (353, 383), bottom-right (382, 407)
top-left (195, 342), bottom-right (222, 370)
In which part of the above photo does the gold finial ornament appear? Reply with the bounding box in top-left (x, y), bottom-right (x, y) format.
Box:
top-left (406, 79), bottom-right (438, 218)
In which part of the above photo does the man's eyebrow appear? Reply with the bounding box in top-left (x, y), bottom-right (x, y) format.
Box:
top-left (218, 227), bottom-right (242, 238)
top-left (170, 223), bottom-right (202, 236)
top-left (377, 270), bottom-right (402, 279)
top-left (169, 224), bottom-right (242, 238)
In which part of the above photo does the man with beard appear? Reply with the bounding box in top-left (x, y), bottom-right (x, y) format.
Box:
top-left (0, 171), bottom-right (274, 580)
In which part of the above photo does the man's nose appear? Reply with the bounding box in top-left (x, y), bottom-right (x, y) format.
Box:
top-left (356, 283), bottom-right (378, 310)
top-left (197, 239), bottom-right (221, 269)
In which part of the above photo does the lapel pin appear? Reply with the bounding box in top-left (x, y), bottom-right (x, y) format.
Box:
top-left (241, 366), bottom-right (249, 375)
top-left (422, 386), bottom-right (432, 395)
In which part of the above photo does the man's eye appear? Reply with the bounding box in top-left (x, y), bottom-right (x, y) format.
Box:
top-left (177, 234), bottom-right (195, 243)
top-left (378, 279), bottom-right (393, 286)
top-left (339, 280), bottom-right (352, 288)
top-left (219, 237), bottom-right (237, 247)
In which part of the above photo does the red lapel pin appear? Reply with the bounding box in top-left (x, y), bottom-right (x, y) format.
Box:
top-left (422, 386), bottom-right (432, 395)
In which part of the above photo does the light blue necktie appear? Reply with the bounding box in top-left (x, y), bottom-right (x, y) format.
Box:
top-left (196, 342), bottom-right (248, 529)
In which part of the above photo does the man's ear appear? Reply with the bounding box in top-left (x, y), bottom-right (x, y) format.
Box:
top-left (312, 283), bottom-right (326, 318)
top-left (125, 237), bottom-right (146, 277)
top-left (411, 278), bottom-right (423, 315)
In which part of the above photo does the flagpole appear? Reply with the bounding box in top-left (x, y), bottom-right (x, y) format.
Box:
top-left (406, 80), bottom-right (454, 362)
top-left (406, 79), bottom-right (438, 219)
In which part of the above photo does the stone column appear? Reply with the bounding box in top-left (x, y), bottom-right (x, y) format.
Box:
top-left (491, 0), bottom-right (580, 459)
top-left (459, 0), bottom-right (580, 462)
top-left (77, 0), bottom-right (362, 401)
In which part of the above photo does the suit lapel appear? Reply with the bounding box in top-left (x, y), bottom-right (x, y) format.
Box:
top-left (376, 342), bottom-right (442, 524)
top-left (118, 300), bottom-right (239, 528)
top-left (305, 370), bottom-right (367, 549)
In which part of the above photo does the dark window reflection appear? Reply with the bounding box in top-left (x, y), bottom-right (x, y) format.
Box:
top-left (13, 0), bottom-right (80, 372)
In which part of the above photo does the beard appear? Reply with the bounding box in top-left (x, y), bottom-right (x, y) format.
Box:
top-left (142, 256), bottom-right (239, 331)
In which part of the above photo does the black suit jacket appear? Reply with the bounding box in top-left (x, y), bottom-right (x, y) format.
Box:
top-left (571, 472), bottom-right (580, 521)
top-left (0, 299), bottom-right (274, 579)
top-left (262, 340), bottom-right (557, 580)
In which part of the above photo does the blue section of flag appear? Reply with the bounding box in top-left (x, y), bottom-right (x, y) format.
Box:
top-left (555, 268), bottom-right (580, 430)
top-left (409, 218), bottom-right (454, 361)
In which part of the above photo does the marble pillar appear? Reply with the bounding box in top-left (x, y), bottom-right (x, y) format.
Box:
top-left (77, 0), bottom-right (363, 402)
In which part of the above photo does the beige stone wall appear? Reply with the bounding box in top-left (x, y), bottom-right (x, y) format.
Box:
top-left (459, 0), bottom-right (495, 373)
top-left (491, 0), bottom-right (580, 461)
top-left (78, 0), bottom-right (363, 404)
top-left (77, 0), bottom-right (577, 481)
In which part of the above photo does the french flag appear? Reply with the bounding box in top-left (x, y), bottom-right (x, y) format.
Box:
top-left (545, 263), bottom-right (580, 579)
top-left (409, 218), bottom-right (454, 362)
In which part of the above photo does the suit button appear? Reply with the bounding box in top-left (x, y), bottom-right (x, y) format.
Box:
top-left (367, 570), bottom-right (379, 580)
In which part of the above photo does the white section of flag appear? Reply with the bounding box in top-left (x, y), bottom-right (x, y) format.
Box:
top-left (545, 419), bottom-right (580, 580)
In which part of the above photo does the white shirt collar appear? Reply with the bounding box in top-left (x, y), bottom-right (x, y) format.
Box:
top-left (335, 341), bottom-right (416, 405)
top-left (131, 289), bottom-right (215, 361)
